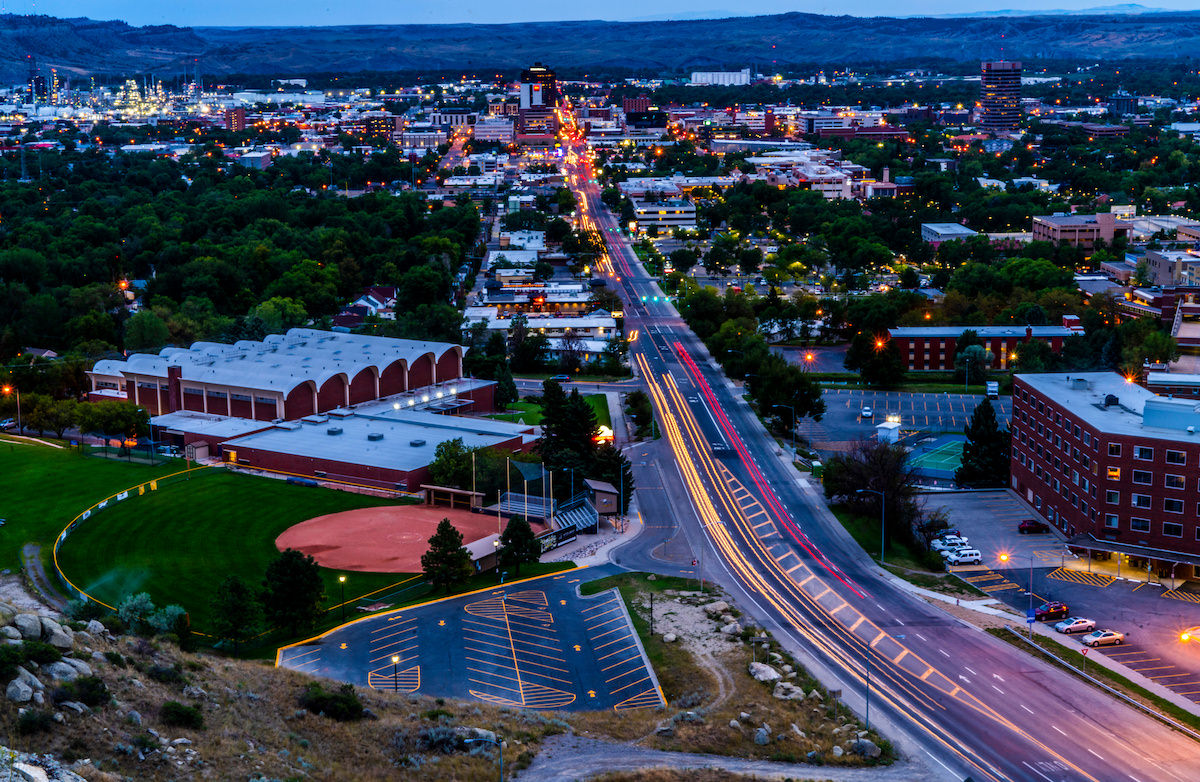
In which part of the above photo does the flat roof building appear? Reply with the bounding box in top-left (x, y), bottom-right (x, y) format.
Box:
top-left (1032, 212), bottom-right (1132, 249)
top-left (887, 323), bottom-right (1081, 371)
top-left (1012, 372), bottom-right (1200, 578)
top-left (920, 223), bottom-right (980, 246)
top-left (979, 60), bottom-right (1022, 132)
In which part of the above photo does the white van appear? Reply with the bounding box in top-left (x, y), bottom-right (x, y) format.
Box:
top-left (946, 549), bottom-right (982, 566)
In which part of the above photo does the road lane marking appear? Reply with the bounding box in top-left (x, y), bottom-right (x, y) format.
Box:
top-left (1052, 725), bottom-right (1066, 736)
top-left (1021, 704), bottom-right (1034, 714)
top-left (964, 667), bottom-right (976, 675)
top-left (1087, 749), bottom-right (1103, 760)
top-left (938, 649), bottom-right (950, 657)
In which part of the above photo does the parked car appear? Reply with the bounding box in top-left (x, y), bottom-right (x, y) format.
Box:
top-left (1034, 601), bottom-right (1070, 621)
top-left (861, 406), bottom-right (873, 419)
top-left (549, 375), bottom-right (572, 383)
top-left (1083, 629), bottom-right (1126, 647)
top-left (939, 545), bottom-right (975, 560)
top-left (1054, 617), bottom-right (1096, 634)
top-left (1019, 519), bottom-right (1051, 534)
top-left (932, 536), bottom-right (970, 552)
top-left (945, 548), bottom-right (983, 566)
top-left (0, 418), bottom-right (13, 429)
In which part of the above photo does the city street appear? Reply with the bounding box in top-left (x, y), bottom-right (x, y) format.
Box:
top-left (563, 137), bottom-right (1200, 781)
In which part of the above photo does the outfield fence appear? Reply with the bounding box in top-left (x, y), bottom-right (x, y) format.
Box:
top-left (52, 464), bottom-right (217, 610)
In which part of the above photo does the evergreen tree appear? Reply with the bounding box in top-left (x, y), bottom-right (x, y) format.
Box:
top-left (421, 518), bottom-right (473, 592)
top-left (955, 399), bottom-right (1012, 488)
top-left (593, 443), bottom-right (635, 514)
top-left (498, 516), bottom-right (541, 576)
top-left (210, 575), bottom-right (263, 654)
top-left (844, 332), bottom-right (905, 388)
top-left (262, 549), bottom-right (325, 636)
top-left (495, 365), bottom-right (518, 410)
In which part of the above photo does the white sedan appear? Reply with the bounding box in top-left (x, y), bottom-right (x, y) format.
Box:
top-left (1054, 617), bottom-right (1096, 635)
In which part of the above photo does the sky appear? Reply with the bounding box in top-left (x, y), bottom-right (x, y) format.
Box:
top-left (5, 0), bottom-right (1198, 26)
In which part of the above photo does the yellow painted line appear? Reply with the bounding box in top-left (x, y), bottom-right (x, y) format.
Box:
top-left (828, 601), bottom-right (850, 615)
top-left (597, 643), bottom-right (637, 661)
top-left (870, 630), bottom-right (887, 647)
top-left (1129, 665), bottom-right (1173, 673)
top-left (369, 626), bottom-right (416, 644)
top-left (589, 626), bottom-right (630, 642)
top-left (283, 648), bottom-right (321, 662)
top-left (610, 676), bottom-right (652, 695)
top-left (894, 649), bottom-right (909, 665)
top-left (372, 615), bottom-right (417, 633)
top-left (796, 574), bottom-right (816, 587)
top-left (920, 668), bottom-right (934, 681)
top-left (601, 655), bottom-right (641, 673)
top-left (584, 606), bottom-right (623, 623)
top-left (786, 563), bottom-right (804, 574)
top-left (812, 587), bottom-right (832, 601)
top-left (848, 616), bottom-right (865, 632)
top-left (580, 597), bottom-right (619, 613)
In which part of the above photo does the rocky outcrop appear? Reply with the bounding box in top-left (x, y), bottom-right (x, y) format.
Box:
top-left (747, 662), bottom-right (782, 683)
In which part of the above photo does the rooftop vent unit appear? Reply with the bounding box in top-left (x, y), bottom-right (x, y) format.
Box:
top-left (327, 427), bottom-right (343, 436)
top-left (1104, 394), bottom-right (1119, 407)
top-left (367, 432), bottom-right (384, 442)
top-left (1071, 377), bottom-right (1089, 390)
top-left (409, 439), bottom-right (426, 447)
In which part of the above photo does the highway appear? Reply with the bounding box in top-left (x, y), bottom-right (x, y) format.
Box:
top-left (560, 129), bottom-right (1200, 781)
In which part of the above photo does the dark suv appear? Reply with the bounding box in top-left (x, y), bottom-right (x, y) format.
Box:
top-left (1035, 601), bottom-right (1069, 621)
top-left (1019, 519), bottom-right (1050, 534)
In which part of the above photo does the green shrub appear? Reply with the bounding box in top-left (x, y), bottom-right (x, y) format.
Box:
top-left (104, 651), bottom-right (127, 668)
top-left (0, 645), bottom-right (25, 681)
top-left (298, 682), bottom-right (364, 722)
top-left (160, 701), bottom-right (204, 729)
top-left (147, 664), bottom-right (185, 685)
top-left (16, 710), bottom-right (55, 735)
top-left (21, 640), bottom-right (62, 665)
top-left (54, 676), bottom-right (110, 708)
top-left (65, 599), bottom-right (107, 622)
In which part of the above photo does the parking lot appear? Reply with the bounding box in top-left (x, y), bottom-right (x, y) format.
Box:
top-left (277, 569), bottom-right (666, 712)
top-left (799, 389), bottom-right (1011, 452)
top-left (933, 490), bottom-right (1200, 703)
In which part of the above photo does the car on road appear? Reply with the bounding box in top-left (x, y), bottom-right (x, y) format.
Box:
top-left (861, 406), bottom-right (873, 419)
top-left (1035, 601), bottom-right (1070, 621)
top-left (1054, 617), bottom-right (1096, 634)
top-left (0, 418), bottom-right (13, 429)
top-left (932, 536), bottom-right (970, 553)
top-left (549, 375), bottom-right (571, 383)
top-left (1019, 519), bottom-right (1051, 534)
top-left (945, 548), bottom-right (983, 566)
top-left (1082, 629), bottom-right (1126, 647)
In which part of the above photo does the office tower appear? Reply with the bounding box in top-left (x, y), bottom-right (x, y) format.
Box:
top-left (979, 60), bottom-right (1022, 132)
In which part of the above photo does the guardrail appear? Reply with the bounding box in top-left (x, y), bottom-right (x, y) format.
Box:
top-left (52, 464), bottom-right (215, 611)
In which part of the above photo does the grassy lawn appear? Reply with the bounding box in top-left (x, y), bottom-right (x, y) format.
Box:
top-left (55, 469), bottom-right (407, 629)
top-left (492, 394), bottom-right (611, 429)
top-left (831, 507), bottom-right (943, 572)
top-left (0, 437), bottom-right (178, 572)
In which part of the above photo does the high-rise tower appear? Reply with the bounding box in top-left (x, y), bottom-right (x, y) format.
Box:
top-left (979, 60), bottom-right (1022, 132)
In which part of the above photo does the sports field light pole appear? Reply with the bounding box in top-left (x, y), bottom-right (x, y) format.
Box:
top-left (338, 575), bottom-right (346, 622)
top-left (391, 655), bottom-right (399, 693)
top-left (856, 488), bottom-right (886, 566)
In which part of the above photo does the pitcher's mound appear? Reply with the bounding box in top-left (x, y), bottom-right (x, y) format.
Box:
top-left (276, 505), bottom-right (527, 573)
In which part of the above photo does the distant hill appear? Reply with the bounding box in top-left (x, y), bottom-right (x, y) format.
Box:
top-left (2, 10), bottom-right (1200, 84)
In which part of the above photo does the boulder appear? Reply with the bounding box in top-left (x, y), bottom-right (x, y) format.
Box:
top-left (63, 658), bottom-right (92, 677)
top-left (772, 681), bottom-right (805, 700)
top-left (6, 678), bottom-right (33, 703)
top-left (46, 629), bottom-right (74, 650)
top-left (0, 626), bottom-right (20, 640)
top-left (43, 661), bottom-right (81, 682)
top-left (739, 711), bottom-right (751, 721)
top-left (0, 602), bottom-right (16, 627)
top-left (791, 723), bottom-right (806, 739)
top-left (781, 664), bottom-right (793, 673)
top-left (32, 692), bottom-right (43, 706)
top-left (14, 614), bottom-right (42, 640)
top-left (679, 711), bottom-right (704, 724)
top-left (61, 701), bottom-right (88, 714)
top-left (183, 684), bottom-right (208, 699)
top-left (662, 633), bottom-right (677, 643)
top-left (807, 689), bottom-right (823, 701)
top-left (127, 710), bottom-right (142, 726)
top-left (853, 738), bottom-right (882, 759)
top-left (753, 727), bottom-right (770, 745)
top-left (832, 745), bottom-right (845, 757)
top-left (171, 738), bottom-right (193, 746)
top-left (453, 726), bottom-right (497, 745)
top-left (39, 616), bottom-right (65, 639)
top-left (13, 764), bottom-right (49, 782)
top-left (806, 750), bottom-right (821, 761)
top-left (15, 666), bottom-right (43, 691)
top-left (655, 722), bottom-right (675, 738)
top-left (720, 621), bottom-right (742, 635)
top-left (728, 719), bottom-right (740, 729)
top-left (85, 620), bottom-right (106, 636)
top-left (748, 662), bottom-right (782, 683)
top-left (702, 601), bottom-right (729, 616)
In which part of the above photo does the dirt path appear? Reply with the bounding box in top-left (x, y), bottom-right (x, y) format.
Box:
top-left (22, 543), bottom-right (69, 612)
top-left (516, 734), bottom-right (925, 781)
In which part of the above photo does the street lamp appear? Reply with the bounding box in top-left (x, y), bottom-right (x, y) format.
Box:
top-left (338, 575), bottom-right (346, 622)
top-left (773, 404), bottom-right (796, 456)
top-left (464, 735), bottom-right (503, 782)
top-left (391, 655), bottom-right (400, 693)
top-left (856, 489), bottom-right (886, 566)
top-left (1, 385), bottom-right (20, 435)
top-left (999, 552), bottom-right (1035, 638)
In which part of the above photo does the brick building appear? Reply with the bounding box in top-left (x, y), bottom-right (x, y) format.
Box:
top-left (887, 322), bottom-right (1081, 371)
top-left (1012, 372), bottom-right (1200, 582)
top-left (1031, 212), bottom-right (1132, 249)
top-left (87, 329), bottom-right (472, 421)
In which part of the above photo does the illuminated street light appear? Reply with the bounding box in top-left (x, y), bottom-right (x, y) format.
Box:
top-left (338, 575), bottom-right (347, 622)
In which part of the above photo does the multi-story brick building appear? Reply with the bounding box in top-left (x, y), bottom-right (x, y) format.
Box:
top-left (887, 322), bottom-right (1081, 371)
top-left (1012, 372), bottom-right (1200, 582)
top-left (1031, 211), bottom-right (1132, 249)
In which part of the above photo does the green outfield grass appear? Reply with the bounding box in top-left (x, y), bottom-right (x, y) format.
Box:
top-left (492, 393), bottom-right (612, 429)
top-left (0, 437), bottom-right (178, 571)
top-left (55, 469), bottom-right (411, 631)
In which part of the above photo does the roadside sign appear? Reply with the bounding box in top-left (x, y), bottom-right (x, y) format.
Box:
top-left (1081, 648), bottom-right (1089, 656)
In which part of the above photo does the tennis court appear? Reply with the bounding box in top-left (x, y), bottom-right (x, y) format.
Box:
top-left (909, 434), bottom-right (964, 481)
